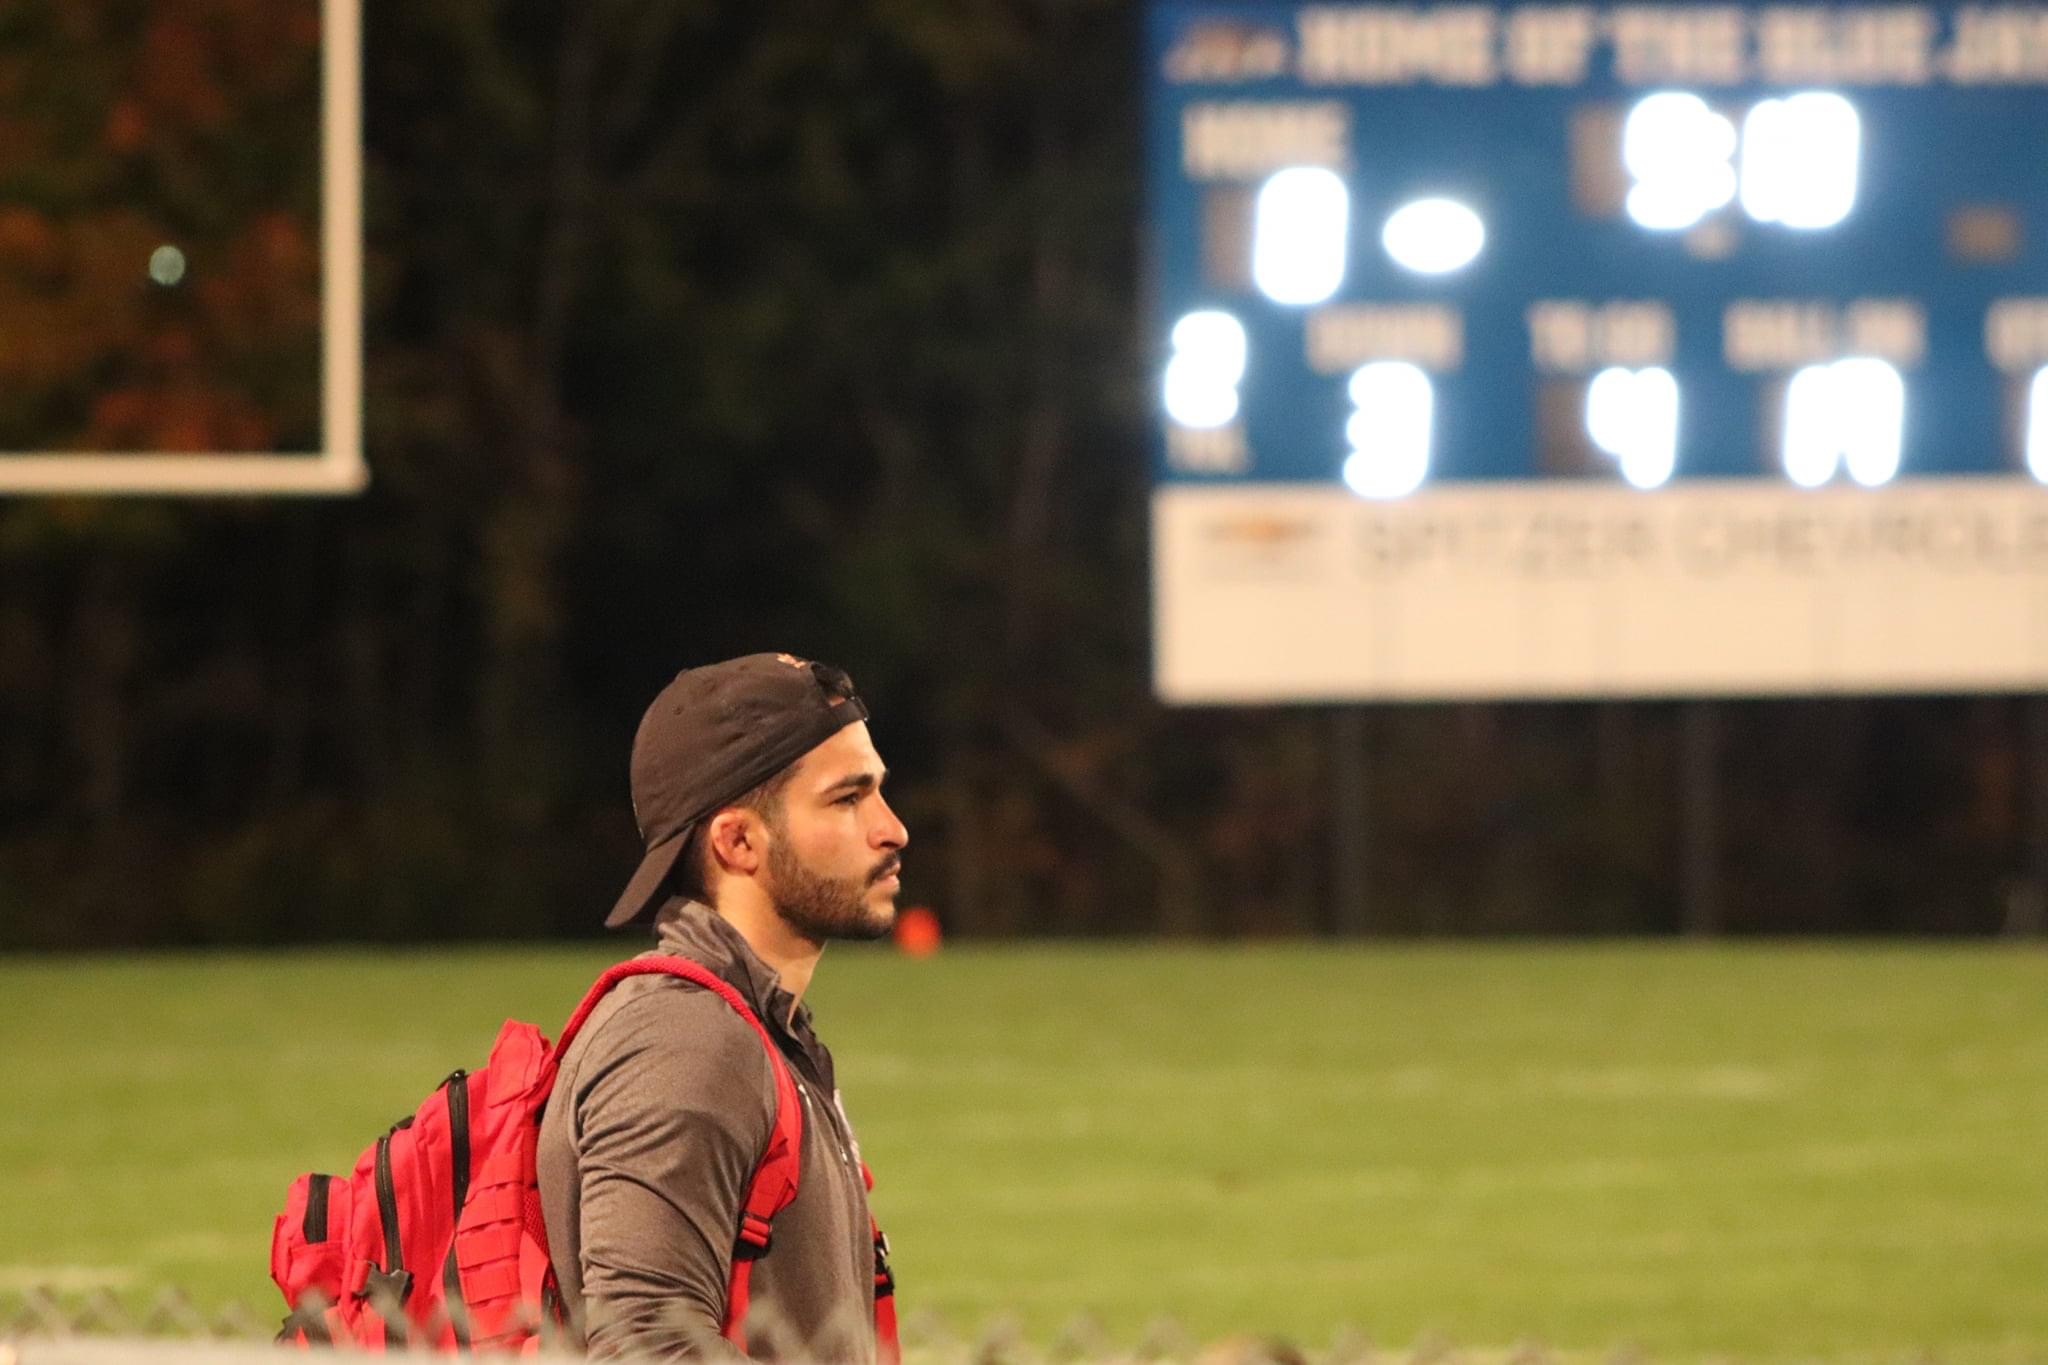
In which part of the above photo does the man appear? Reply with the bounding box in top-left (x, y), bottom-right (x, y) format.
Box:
top-left (538, 653), bottom-right (908, 1360)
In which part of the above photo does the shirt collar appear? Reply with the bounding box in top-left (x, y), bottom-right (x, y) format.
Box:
top-left (651, 898), bottom-right (803, 1033)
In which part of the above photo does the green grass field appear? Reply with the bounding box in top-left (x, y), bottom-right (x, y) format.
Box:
top-left (3, 943), bottom-right (2045, 1361)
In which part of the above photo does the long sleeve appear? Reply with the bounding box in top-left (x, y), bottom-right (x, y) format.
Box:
top-left (566, 987), bottom-right (778, 1360)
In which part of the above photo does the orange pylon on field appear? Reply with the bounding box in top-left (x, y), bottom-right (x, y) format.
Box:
top-left (893, 906), bottom-right (941, 957)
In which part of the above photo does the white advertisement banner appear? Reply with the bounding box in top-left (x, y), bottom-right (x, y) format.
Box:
top-left (1154, 480), bottom-right (2048, 700)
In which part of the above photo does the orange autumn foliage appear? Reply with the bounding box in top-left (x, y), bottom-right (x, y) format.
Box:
top-left (0, 0), bottom-right (323, 454)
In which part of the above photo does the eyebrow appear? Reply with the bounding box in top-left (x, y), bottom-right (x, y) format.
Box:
top-left (822, 768), bottom-right (886, 797)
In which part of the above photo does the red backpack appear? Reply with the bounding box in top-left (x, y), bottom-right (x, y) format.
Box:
top-left (269, 957), bottom-right (900, 1357)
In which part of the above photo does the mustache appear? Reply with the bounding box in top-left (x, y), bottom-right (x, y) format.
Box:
top-left (867, 854), bottom-right (903, 885)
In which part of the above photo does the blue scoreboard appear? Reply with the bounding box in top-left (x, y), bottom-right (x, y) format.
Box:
top-left (1145, 1), bottom-right (2048, 701)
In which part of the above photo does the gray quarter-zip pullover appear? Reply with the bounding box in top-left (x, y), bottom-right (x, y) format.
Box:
top-left (537, 901), bottom-right (878, 1361)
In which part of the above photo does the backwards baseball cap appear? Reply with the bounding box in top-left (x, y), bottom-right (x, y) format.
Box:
top-left (605, 652), bottom-right (870, 929)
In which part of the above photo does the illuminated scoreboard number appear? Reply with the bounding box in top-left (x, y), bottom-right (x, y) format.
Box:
top-left (1152, 4), bottom-right (2048, 492)
top-left (1528, 300), bottom-right (1681, 487)
top-left (1989, 298), bottom-right (2048, 482)
top-left (1721, 300), bottom-right (1920, 487)
top-left (1596, 89), bottom-right (1861, 234)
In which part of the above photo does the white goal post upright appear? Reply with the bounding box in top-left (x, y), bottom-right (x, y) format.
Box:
top-left (0, 0), bottom-right (364, 497)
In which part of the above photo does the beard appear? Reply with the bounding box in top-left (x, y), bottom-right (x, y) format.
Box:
top-left (765, 833), bottom-right (899, 943)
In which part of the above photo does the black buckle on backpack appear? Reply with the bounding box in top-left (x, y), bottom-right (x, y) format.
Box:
top-left (358, 1264), bottom-right (414, 1347)
top-left (873, 1229), bottom-right (895, 1296)
top-left (277, 1296), bottom-right (334, 1346)
top-left (733, 1211), bottom-right (773, 1260)
top-left (361, 1264), bottom-right (414, 1305)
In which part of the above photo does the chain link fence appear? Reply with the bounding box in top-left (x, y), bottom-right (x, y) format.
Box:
top-left (0, 1286), bottom-right (1690, 1365)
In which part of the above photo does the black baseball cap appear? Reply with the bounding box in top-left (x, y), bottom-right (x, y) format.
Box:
top-left (605, 653), bottom-right (870, 929)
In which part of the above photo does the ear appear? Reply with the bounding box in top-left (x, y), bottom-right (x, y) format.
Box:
top-left (706, 807), bottom-right (765, 878)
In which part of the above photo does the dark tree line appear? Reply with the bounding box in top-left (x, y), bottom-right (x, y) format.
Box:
top-left (0, 0), bottom-right (2039, 948)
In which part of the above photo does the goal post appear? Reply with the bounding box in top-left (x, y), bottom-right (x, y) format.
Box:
top-left (0, 0), bottom-right (363, 497)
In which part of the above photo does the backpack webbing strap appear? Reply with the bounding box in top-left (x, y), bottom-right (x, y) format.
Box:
top-left (861, 1163), bottom-right (900, 1365)
top-left (551, 956), bottom-right (805, 1350)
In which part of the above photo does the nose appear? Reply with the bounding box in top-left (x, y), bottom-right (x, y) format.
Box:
top-left (871, 794), bottom-right (908, 851)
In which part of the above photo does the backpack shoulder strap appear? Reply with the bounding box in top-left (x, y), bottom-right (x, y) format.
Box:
top-left (551, 956), bottom-right (804, 1346)
top-left (552, 957), bottom-right (756, 1060)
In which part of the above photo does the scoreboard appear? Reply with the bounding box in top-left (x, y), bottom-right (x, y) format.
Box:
top-left (1146, 1), bottom-right (2048, 700)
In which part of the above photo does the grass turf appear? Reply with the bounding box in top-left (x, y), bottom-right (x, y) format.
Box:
top-left (1, 943), bottom-right (2044, 1360)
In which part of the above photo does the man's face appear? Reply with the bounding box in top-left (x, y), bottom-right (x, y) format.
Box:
top-left (760, 721), bottom-right (907, 943)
